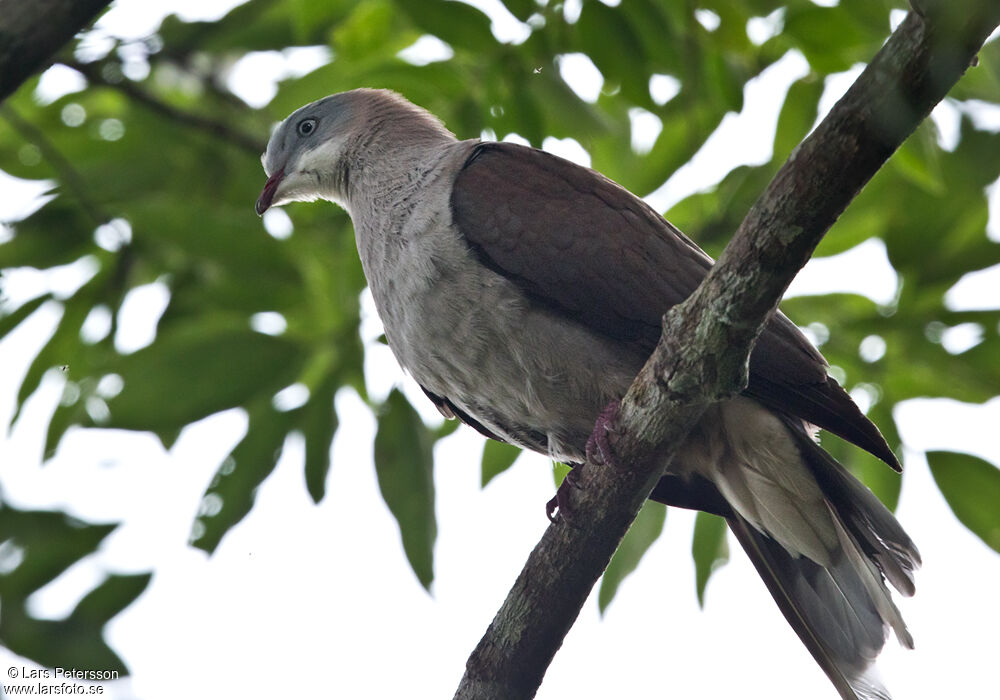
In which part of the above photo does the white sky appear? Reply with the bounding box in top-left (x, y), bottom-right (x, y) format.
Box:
top-left (2, 1), bottom-right (1000, 699)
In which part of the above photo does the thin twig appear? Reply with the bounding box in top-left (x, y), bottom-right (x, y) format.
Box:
top-left (64, 59), bottom-right (266, 155)
top-left (1, 104), bottom-right (109, 226)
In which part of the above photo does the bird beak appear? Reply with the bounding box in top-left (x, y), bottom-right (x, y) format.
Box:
top-left (255, 168), bottom-right (285, 216)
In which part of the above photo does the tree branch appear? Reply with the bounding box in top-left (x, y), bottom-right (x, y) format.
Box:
top-left (0, 105), bottom-right (109, 227)
top-left (64, 59), bottom-right (267, 156)
top-left (0, 0), bottom-right (112, 104)
top-left (453, 6), bottom-right (1000, 699)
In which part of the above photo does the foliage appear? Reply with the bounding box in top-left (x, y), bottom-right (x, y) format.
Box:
top-left (927, 450), bottom-right (1000, 553)
top-left (0, 0), bottom-right (998, 673)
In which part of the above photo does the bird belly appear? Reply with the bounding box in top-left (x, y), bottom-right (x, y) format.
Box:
top-left (393, 265), bottom-right (645, 462)
top-left (360, 218), bottom-right (643, 463)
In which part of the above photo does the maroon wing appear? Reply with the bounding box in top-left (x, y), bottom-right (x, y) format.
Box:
top-left (450, 142), bottom-right (900, 471)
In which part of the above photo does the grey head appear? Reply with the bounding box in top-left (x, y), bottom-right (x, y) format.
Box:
top-left (255, 88), bottom-right (454, 216)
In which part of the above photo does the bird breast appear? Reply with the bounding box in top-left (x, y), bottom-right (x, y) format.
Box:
top-left (351, 142), bottom-right (646, 462)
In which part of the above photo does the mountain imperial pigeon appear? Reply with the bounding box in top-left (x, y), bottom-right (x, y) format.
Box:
top-left (255, 88), bottom-right (919, 700)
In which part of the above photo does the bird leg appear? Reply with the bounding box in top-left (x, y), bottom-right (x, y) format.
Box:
top-left (546, 464), bottom-right (584, 524)
top-left (546, 399), bottom-right (623, 524)
top-left (586, 399), bottom-right (622, 467)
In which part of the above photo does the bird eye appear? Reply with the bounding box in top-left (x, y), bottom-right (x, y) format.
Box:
top-left (297, 118), bottom-right (317, 137)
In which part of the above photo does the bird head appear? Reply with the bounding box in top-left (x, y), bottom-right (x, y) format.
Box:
top-left (255, 88), bottom-right (454, 216)
top-left (255, 91), bottom-right (362, 216)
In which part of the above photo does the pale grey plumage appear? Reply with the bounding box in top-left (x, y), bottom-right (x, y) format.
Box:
top-left (256, 88), bottom-right (919, 700)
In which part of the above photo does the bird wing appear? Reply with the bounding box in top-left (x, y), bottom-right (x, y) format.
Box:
top-left (450, 141), bottom-right (900, 470)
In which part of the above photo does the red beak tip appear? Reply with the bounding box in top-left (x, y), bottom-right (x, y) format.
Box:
top-left (255, 168), bottom-right (284, 217)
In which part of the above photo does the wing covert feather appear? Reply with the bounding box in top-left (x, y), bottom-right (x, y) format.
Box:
top-left (450, 142), bottom-right (899, 470)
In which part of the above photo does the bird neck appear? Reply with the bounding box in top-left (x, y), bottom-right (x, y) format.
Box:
top-left (341, 125), bottom-right (456, 215)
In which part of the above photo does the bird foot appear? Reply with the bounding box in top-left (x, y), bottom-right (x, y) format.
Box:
top-left (546, 400), bottom-right (623, 525)
top-left (585, 399), bottom-right (622, 467)
top-left (546, 464), bottom-right (584, 525)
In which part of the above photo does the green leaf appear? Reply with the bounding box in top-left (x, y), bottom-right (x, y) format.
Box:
top-left (773, 75), bottom-right (823, 160)
top-left (332, 1), bottom-right (414, 61)
top-left (817, 404), bottom-right (903, 511)
top-left (891, 121), bottom-right (945, 194)
top-left (552, 461), bottom-right (572, 487)
top-left (194, 401), bottom-right (294, 553)
top-left (692, 511), bottom-right (729, 607)
top-left (300, 373), bottom-right (339, 504)
top-left (853, 402), bottom-right (903, 510)
top-left (481, 439), bottom-right (522, 487)
top-left (499, 0), bottom-right (534, 22)
top-left (950, 40), bottom-right (1000, 102)
top-left (0, 507), bottom-right (115, 599)
top-left (392, 0), bottom-right (496, 53)
top-left (701, 46), bottom-right (745, 113)
top-left (14, 281), bottom-right (104, 421)
top-left (927, 450), bottom-right (1000, 553)
top-left (109, 324), bottom-right (308, 433)
top-left (0, 294), bottom-right (52, 339)
top-left (435, 416), bottom-right (461, 439)
top-left (0, 203), bottom-right (94, 269)
top-left (67, 573), bottom-right (153, 644)
top-left (374, 388), bottom-right (437, 589)
top-left (0, 505), bottom-right (145, 672)
top-left (782, 5), bottom-right (873, 73)
top-left (598, 501), bottom-right (666, 613)
top-left (620, 0), bottom-right (682, 74)
top-left (575, 1), bottom-right (651, 107)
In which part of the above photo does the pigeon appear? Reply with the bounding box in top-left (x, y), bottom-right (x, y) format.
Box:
top-left (256, 88), bottom-right (919, 700)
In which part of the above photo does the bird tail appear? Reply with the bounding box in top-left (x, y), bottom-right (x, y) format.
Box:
top-left (725, 425), bottom-right (920, 700)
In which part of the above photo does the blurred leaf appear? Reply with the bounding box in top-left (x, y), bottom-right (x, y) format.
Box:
top-left (300, 373), bottom-right (339, 503)
top-left (499, 0), bottom-right (534, 22)
top-left (0, 294), bottom-right (52, 338)
top-left (599, 501), bottom-right (666, 613)
top-left (819, 402), bottom-right (903, 510)
top-left (374, 388), bottom-right (436, 589)
top-left (194, 400), bottom-right (294, 553)
top-left (0, 504), bottom-right (146, 671)
top-left (332, 1), bottom-right (414, 60)
top-left (950, 39), bottom-right (1000, 101)
top-left (0, 203), bottom-right (94, 269)
top-left (702, 46), bottom-right (745, 113)
top-left (66, 572), bottom-right (152, 654)
top-left (773, 74), bottom-right (823, 160)
top-left (481, 439), bottom-right (522, 487)
top-left (692, 511), bottom-right (729, 607)
top-left (575, 1), bottom-right (652, 108)
top-left (0, 507), bottom-right (115, 598)
top-left (15, 279), bottom-right (104, 417)
top-left (392, 0), bottom-right (496, 52)
top-left (435, 416), bottom-right (462, 439)
top-left (620, 0), bottom-right (681, 69)
top-left (156, 0), bottom-right (352, 54)
top-left (782, 5), bottom-right (873, 73)
top-left (891, 121), bottom-right (945, 194)
top-left (666, 164), bottom-right (775, 253)
top-left (927, 451), bottom-right (1000, 553)
top-left (109, 324), bottom-right (307, 433)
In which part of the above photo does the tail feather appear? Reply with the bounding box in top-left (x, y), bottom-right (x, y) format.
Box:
top-left (656, 403), bottom-right (918, 699)
top-left (718, 420), bottom-right (920, 700)
top-left (783, 418), bottom-right (921, 598)
top-left (728, 514), bottom-right (893, 700)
